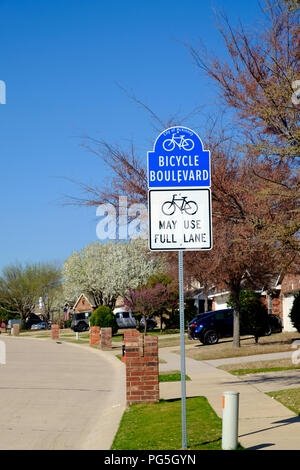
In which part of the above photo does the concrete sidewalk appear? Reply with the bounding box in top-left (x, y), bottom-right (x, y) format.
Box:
top-left (159, 348), bottom-right (300, 450)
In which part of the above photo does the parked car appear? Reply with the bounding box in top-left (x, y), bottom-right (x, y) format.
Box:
top-left (113, 310), bottom-right (157, 330)
top-left (25, 313), bottom-right (42, 330)
top-left (140, 316), bottom-right (157, 331)
top-left (70, 312), bottom-right (92, 332)
top-left (114, 311), bottom-right (137, 329)
top-left (188, 309), bottom-right (282, 345)
top-left (31, 322), bottom-right (47, 330)
top-left (7, 318), bottom-right (22, 329)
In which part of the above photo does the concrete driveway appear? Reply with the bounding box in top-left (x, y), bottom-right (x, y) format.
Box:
top-left (0, 336), bottom-right (125, 450)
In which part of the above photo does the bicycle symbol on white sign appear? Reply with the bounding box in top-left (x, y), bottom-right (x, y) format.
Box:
top-left (162, 134), bottom-right (195, 152)
top-left (161, 194), bottom-right (198, 216)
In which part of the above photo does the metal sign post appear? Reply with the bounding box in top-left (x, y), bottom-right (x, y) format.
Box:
top-left (147, 126), bottom-right (212, 451)
top-left (178, 250), bottom-right (187, 449)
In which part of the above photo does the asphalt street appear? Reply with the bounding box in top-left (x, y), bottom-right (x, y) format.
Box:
top-left (0, 336), bottom-right (125, 450)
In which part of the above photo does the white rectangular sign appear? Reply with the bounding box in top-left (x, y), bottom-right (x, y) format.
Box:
top-left (148, 188), bottom-right (212, 251)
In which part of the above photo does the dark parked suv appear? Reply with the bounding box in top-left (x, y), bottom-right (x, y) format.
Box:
top-left (188, 309), bottom-right (282, 345)
top-left (71, 312), bottom-right (92, 332)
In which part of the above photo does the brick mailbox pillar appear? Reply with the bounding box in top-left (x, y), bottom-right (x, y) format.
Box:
top-left (124, 330), bottom-right (159, 406)
top-left (90, 326), bottom-right (100, 346)
top-left (13, 324), bottom-right (20, 336)
top-left (51, 324), bottom-right (59, 340)
top-left (100, 327), bottom-right (112, 350)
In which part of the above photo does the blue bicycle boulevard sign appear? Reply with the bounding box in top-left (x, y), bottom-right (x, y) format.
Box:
top-left (147, 126), bottom-right (211, 188)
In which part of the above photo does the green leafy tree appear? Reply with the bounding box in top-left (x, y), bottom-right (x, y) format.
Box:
top-left (90, 305), bottom-right (118, 335)
top-left (289, 292), bottom-right (300, 332)
top-left (0, 263), bottom-right (61, 328)
top-left (165, 299), bottom-right (197, 331)
top-left (0, 307), bottom-right (20, 323)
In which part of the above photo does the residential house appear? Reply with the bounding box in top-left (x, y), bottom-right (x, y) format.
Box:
top-left (188, 273), bottom-right (300, 332)
top-left (73, 293), bottom-right (96, 315)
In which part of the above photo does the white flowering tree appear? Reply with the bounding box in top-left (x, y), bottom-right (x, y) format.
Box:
top-left (62, 239), bottom-right (165, 309)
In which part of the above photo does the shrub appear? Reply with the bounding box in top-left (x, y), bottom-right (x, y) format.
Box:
top-left (228, 289), bottom-right (270, 342)
top-left (65, 318), bottom-right (72, 328)
top-left (289, 292), bottom-right (300, 332)
top-left (164, 299), bottom-right (197, 330)
top-left (90, 305), bottom-right (118, 334)
top-left (164, 308), bottom-right (180, 329)
top-left (185, 299), bottom-right (198, 323)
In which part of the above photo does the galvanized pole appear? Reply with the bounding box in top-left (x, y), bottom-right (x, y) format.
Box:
top-left (178, 250), bottom-right (187, 449)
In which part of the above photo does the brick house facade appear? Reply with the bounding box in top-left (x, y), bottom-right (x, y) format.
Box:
top-left (73, 294), bottom-right (95, 314)
top-left (281, 273), bottom-right (300, 295)
top-left (279, 273), bottom-right (300, 331)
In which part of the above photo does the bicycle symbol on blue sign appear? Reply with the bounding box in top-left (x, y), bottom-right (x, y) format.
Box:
top-left (147, 126), bottom-right (211, 189)
top-left (162, 135), bottom-right (194, 152)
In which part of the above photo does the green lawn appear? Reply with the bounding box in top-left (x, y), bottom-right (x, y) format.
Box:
top-left (147, 329), bottom-right (180, 336)
top-left (159, 371), bottom-right (191, 382)
top-left (267, 388), bottom-right (300, 415)
top-left (224, 366), bottom-right (300, 376)
top-left (111, 334), bottom-right (125, 342)
top-left (111, 397), bottom-right (223, 450)
top-left (218, 358), bottom-right (300, 376)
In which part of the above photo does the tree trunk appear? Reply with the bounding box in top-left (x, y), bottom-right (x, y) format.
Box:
top-left (204, 292), bottom-right (209, 312)
top-left (267, 293), bottom-right (273, 315)
top-left (233, 309), bottom-right (240, 348)
top-left (199, 284), bottom-right (209, 312)
top-left (231, 287), bottom-right (241, 348)
top-left (20, 312), bottom-right (26, 330)
top-left (204, 294), bottom-right (208, 312)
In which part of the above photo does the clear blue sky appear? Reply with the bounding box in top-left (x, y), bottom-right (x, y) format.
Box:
top-left (0, 0), bottom-right (262, 271)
